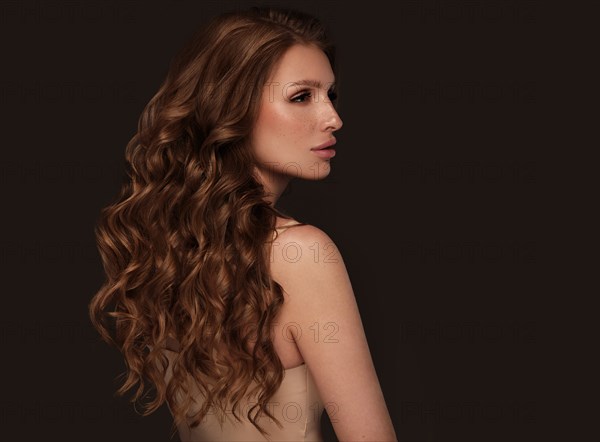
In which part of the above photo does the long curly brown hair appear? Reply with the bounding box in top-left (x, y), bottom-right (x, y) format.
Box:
top-left (87, 5), bottom-right (336, 439)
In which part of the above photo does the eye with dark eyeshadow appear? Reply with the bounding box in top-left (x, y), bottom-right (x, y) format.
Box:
top-left (291, 89), bottom-right (338, 103)
top-left (291, 91), bottom-right (312, 102)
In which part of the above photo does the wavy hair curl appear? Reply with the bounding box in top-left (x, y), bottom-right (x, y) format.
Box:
top-left (88, 5), bottom-right (335, 439)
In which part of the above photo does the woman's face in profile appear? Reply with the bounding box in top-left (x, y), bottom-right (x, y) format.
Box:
top-left (251, 44), bottom-right (343, 186)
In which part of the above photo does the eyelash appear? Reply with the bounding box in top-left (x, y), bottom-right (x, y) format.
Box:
top-left (291, 90), bottom-right (338, 103)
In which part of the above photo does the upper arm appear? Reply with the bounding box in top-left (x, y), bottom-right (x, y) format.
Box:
top-left (270, 225), bottom-right (397, 441)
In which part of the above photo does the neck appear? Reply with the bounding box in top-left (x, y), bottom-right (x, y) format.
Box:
top-left (253, 164), bottom-right (292, 206)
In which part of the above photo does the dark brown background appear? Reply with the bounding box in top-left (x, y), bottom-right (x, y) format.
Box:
top-left (1, 1), bottom-right (544, 441)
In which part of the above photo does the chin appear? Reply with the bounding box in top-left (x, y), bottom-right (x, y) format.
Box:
top-left (302, 164), bottom-right (332, 181)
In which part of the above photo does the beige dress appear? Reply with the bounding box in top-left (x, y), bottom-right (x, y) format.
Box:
top-left (163, 359), bottom-right (325, 442)
top-left (161, 222), bottom-right (325, 441)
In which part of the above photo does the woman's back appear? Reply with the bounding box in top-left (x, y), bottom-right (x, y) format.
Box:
top-left (163, 354), bottom-right (324, 441)
top-left (161, 221), bottom-right (325, 441)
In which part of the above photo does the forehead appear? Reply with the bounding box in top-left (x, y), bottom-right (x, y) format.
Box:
top-left (268, 44), bottom-right (335, 84)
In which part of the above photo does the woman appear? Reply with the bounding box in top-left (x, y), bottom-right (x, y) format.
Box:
top-left (89, 6), bottom-right (397, 441)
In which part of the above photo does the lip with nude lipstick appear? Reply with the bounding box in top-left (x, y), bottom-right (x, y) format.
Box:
top-left (311, 139), bottom-right (337, 158)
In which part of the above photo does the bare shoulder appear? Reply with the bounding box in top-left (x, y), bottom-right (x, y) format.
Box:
top-left (269, 222), bottom-right (350, 319)
top-left (269, 223), bottom-right (397, 439)
top-left (270, 223), bottom-right (341, 275)
top-left (274, 221), bottom-right (330, 239)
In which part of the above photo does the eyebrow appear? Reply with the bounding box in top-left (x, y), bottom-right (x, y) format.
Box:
top-left (291, 79), bottom-right (336, 90)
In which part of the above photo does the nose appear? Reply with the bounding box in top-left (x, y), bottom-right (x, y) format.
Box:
top-left (322, 101), bottom-right (343, 132)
